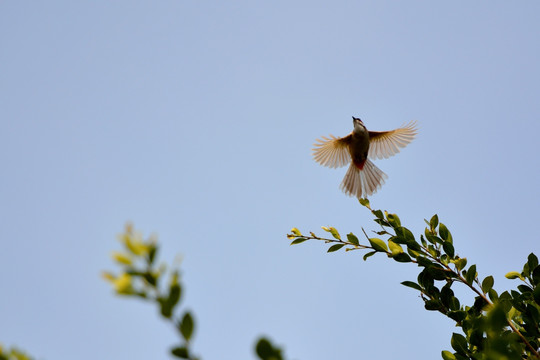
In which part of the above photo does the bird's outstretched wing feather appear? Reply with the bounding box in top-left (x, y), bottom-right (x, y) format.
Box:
top-left (368, 120), bottom-right (418, 160)
top-left (312, 134), bottom-right (352, 168)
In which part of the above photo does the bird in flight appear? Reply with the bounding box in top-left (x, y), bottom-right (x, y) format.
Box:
top-left (313, 117), bottom-right (417, 199)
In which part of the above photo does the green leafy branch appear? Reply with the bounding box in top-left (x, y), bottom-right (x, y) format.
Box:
top-left (103, 223), bottom-right (198, 360)
top-left (287, 199), bottom-right (540, 360)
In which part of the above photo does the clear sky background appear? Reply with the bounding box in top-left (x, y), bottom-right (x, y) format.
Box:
top-left (1, 1), bottom-right (539, 359)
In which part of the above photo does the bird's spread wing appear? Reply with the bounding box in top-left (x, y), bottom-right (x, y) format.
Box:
top-left (312, 134), bottom-right (352, 168)
top-left (368, 120), bottom-right (418, 160)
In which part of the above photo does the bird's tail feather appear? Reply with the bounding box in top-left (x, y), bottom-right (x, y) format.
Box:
top-left (340, 160), bottom-right (388, 198)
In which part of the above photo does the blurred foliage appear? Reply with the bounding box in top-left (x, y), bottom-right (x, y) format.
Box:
top-left (0, 346), bottom-right (33, 360)
top-left (102, 223), bottom-right (199, 359)
top-left (287, 198), bottom-right (540, 360)
top-left (103, 223), bottom-right (286, 360)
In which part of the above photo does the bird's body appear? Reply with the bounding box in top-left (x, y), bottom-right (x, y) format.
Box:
top-left (313, 117), bottom-right (417, 198)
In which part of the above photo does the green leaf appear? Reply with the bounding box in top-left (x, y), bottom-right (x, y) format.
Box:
top-left (450, 333), bottom-right (468, 355)
top-left (439, 223), bottom-right (452, 243)
top-left (488, 288), bottom-right (499, 302)
top-left (505, 271), bottom-right (522, 280)
top-left (363, 251), bottom-right (377, 261)
top-left (255, 337), bottom-right (283, 360)
top-left (528, 253), bottom-right (539, 272)
top-left (424, 299), bottom-right (442, 311)
top-left (396, 226), bottom-right (415, 242)
top-left (159, 296), bottom-right (173, 318)
top-left (396, 227), bottom-right (421, 251)
top-left (465, 265), bottom-right (476, 285)
top-left (517, 284), bottom-right (532, 293)
top-left (290, 237), bottom-right (308, 245)
top-left (369, 238), bottom-right (388, 252)
top-left (441, 350), bottom-right (456, 360)
top-left (401, 281), bottom-right (422, 291)
top-left (346, 233), bottom-right (359, 246)
top-left (179, 311), bottom-right (194, 342)
top-left (374, 218), bottom-right (391, 227)
top-left (425, 234), bottom-right (443, 245)
top-left (386, 213), bottom-right (401, 228)
top-left (417, 256), bottom-right (433, 268)
top-left (388, 240), bottom-right (403, 255)
top-left (447, 310), bottom-right (466, 322)
top-left (143, 271), bottom-right (158, 287)
top-left (481, 276), bottom-right (494, 293)
top-left (171, 346), bottom-right (189, 358)
top-left (327, 244), bottom-right (345, 253)
top-left (533, 286), bottom-right (540, 305)
top-left (372, 210), bottom-right (384, 219)
top-left (453, 258), bottom-right (467, 272)
top-left (533, 265), bottom-right (540, 286)
top-left (393, 253), bottom-right (412, 262)
top-left (168, 288), bottom-right (181, 315)
top-left (430, 214), bottom-right (439, 230)
top-left (358, 198), bottom-right (370, 208)
top-left (442, 241), bottom-right (455, 258)
top-left (321, 226), bottom-right (341, 240)
top-left (147, 243), bottom-right (158, 265)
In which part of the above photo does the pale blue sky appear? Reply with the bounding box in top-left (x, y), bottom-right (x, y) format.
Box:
top-left (1, 1), bottom-right (539, 359)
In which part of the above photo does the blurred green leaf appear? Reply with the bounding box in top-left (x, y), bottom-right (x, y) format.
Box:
top-left (179, 312), bottom-right (194, 342)
top-left (255, 337), bottom-right (283, 360)
top-left (346, 233), bottom-right (359, 246)
top-left (159, 296), bottom-right (173, 318)
top-left (171, 346), bottom-right (189, 358)
top-left (143, 271), bottom-right (158, 287)
top-left (147, 243), bottom-right (158, 265)
top-left (369, 238), bottom-right (388, 252)
top-left (168, 282), bottom-right (182, 313)
top-left (327, 244), bottom-right (345, 253)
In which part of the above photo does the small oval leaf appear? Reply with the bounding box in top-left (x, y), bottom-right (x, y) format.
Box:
top-left (346, 233), bottom-right (359, 246)
top-left (327, 244), bottom-right (345, 253)
top-left (369, 238), bottom-right (388, 252)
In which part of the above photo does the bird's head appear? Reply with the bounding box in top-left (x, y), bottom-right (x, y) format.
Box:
top-left (352, 116), bottom-right (366, 132)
